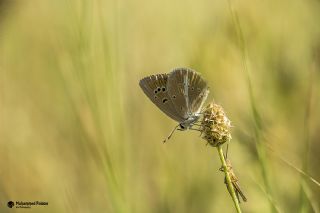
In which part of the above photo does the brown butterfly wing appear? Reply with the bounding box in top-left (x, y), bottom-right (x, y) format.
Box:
top-left (139, 74), bottom-right (185, 122)
top-left (166, 69), bottom-right (189, 119)
top-left (167, 68), bottom-right (209, 117)
top-left (187, 70), bottom-right (209, 113)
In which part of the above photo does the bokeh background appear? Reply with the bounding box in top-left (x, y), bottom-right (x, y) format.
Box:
top-left (1, 0), bottom-right (320, 212)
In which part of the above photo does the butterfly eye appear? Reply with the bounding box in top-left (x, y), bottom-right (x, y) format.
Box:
top-left (172, 95), bottom-right (176, 99)
top-left (162, 87), bottom-right (166, 92)
top-left (179, 124), bottom-right (185, 129)
top-left (157, 87), bottom-right (161, 92)
top-left (154, 96), bottom-right (157, 99)
top-left (154, 90), bottom-right (158, 94)
top-left (162, 98), bottom-right (168, 103)
top-left (191, 87), bottom-right (194, 91)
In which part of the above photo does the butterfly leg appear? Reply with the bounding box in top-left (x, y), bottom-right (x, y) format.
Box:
top-left (188, 127), bottom-right (201, 131)
top-left (191, 123), bottom-right (202, 127)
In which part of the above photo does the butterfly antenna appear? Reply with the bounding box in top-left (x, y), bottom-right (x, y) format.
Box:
top-left (163, 124), bottom-right (180, 143)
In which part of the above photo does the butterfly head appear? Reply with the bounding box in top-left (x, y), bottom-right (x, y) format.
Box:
top-left (179, 114), bottom-right (200, 130)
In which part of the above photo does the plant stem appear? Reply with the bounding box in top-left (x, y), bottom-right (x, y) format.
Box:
top-left (217, 145), bottom-right (242, 213)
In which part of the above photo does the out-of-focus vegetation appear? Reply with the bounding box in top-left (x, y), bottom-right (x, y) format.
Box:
top-left (1, 0), bottom-right (320, 212)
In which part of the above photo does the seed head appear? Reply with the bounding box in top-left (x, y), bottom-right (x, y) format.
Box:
top-left (200, 102), bottom-right (232, 147)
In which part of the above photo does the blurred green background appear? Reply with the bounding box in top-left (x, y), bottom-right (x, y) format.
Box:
top-left (1, 0), bottom-right (320, 212)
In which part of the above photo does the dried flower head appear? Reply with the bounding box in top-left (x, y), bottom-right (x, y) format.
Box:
top-left (200, 102), bottom-right (232, 147)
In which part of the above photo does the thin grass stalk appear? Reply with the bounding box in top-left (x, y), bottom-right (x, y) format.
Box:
top-left (298, 61), bottom-right (316, 212)
top-left (225, 0), bottom-right (278, 212)
top-left (217, 145), bottom-right (242, 213)
top-left (98, 0), bottom-right (129, 211)
top-left (64, 1), bottom-right (124, 212)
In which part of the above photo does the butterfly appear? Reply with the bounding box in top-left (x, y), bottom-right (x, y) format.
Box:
top-left (139, 68), bottom-right (209, 142)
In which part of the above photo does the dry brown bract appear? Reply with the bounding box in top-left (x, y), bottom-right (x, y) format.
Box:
top-left (220, 159), bottom-right (247, 202)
